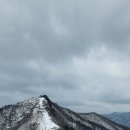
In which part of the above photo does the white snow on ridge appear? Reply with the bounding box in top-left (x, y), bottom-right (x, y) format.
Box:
top-left (16, 97), bottom-right (60, 130)
top-left (37, 97), bottom-right (60, 130)
top-left (39, 109), bottom-right (59, 130)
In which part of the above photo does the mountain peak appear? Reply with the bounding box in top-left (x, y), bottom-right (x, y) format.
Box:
top-left (39, 95), bottom-right (51, 103)
top-left (0, 95), bottom-right (130, 130)
top-left (0, 95), bottom-right (59, 130)
top-left (39, 95), bottom-right (52, 109)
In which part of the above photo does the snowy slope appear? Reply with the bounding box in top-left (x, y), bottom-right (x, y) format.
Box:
top-left (0, 95), bottom-right (130, 130)
top-left (33, 97), bottom-right (59, 130)
top-left (0, 96), bottom-right (59, 130)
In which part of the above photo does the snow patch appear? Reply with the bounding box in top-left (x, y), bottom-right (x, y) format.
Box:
top-left (37, 97), bottom-right (59, 130)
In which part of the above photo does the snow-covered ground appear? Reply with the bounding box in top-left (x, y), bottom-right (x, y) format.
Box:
top-left (37, 97), bottom-right (59, 130)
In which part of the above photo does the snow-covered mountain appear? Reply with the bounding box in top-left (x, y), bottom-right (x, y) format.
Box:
top-left (104, 112), bottom-right (130, 128)
top-left (0, 95), bottom-right (129, 130)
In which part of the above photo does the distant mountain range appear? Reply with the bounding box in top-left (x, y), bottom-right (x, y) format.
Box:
top-left (104, 112), bottom-right (130, 128)
top-left (0, 95), bottom-right (129, 130)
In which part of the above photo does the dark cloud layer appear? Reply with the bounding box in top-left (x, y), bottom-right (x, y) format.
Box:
top-left (0, 0), bottom-right (130, 113)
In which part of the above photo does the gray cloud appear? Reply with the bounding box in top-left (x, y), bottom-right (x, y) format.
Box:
top-left (0, 0), bottom-right (130, 113)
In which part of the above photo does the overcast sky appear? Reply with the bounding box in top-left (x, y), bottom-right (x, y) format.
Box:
top-left (0, 0), bottom-right (130, 113)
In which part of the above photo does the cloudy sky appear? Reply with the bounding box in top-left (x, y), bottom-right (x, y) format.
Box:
top-left (0, 0), bottom-right (130, 113)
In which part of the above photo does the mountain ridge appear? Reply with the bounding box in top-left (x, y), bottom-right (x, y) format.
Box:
top-left (0, 95), bottom-right (129, 130)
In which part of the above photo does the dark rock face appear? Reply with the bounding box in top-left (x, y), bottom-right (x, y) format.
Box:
top-left (0, 96), bottom-right (130, 130)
